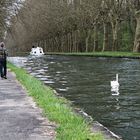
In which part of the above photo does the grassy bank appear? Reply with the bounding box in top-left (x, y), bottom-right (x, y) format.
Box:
top-left (46, 51), bottom-right (140, 58)
top-left (8, 63), bottom-right (104, 140)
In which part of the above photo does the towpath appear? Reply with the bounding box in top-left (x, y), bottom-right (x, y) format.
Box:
top-left (0, 70), bottom-right (56, 140)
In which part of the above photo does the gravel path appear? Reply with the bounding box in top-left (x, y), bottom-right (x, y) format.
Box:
top-left (0, 70), bottom-right (56, 140)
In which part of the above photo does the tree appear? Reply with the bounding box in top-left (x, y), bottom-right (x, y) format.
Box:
top-left (0, 0), bottom-right (24, 42)
top-left (131, 0), bottom-right (140, 52)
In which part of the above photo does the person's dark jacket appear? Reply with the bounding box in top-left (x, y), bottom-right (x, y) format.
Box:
top-left (0, 47), bottom-right (7, 61)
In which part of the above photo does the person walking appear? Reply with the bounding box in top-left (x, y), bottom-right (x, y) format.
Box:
top-left (0, 42), bottom-right (7, 79)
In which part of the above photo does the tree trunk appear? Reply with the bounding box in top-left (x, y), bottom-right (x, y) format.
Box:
top-left (102, 22), bottom-right (109, 52)
top-left (55, 37), bottom-right (59, 52)
top-left (77, 29), bottom-right (80, 52)
top-left (71, 31), bottom-right (74, 52)
top-left (133, 10), bottom-right (140, 52)
top-left (67, 33), bottom-right (70, 52)
top-left (70, 32), bottom-right (72, 52)
top-left (61, 35), bottom-right (64, 52)
top-left (93, 25), bottom-right (98, 51)
top-left (73, 30), bottom-right (77, 52)
top-left (75, 30), bottom-right (79, 52)
top-left (43, 40), bottom-right (47, 52)
top-left (85, 29), bottom-right (91, 52)
top-left (111, 21), bottom-right (119, 51)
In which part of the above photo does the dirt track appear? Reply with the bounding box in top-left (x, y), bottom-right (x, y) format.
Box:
top-left (0, 70), bottom-right (56, 140)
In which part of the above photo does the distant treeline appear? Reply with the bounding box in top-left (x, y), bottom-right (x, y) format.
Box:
top-left (5, 0), bottom-right (140, 54)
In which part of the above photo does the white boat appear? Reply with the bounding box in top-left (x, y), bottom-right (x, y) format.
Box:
top-left (30, 47), bottom-right (44, 56)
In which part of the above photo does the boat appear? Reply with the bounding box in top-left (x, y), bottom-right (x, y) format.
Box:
top-left (30, 47), bottom-right (44, 56)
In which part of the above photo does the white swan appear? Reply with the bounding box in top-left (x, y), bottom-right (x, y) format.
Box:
top-left (111, 74), bottom-right (119, 88)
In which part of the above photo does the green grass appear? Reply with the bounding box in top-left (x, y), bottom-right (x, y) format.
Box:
top-left (8, 63), bottom-right (104, 140)
top-left (46, 51), bottom-right (140, 58)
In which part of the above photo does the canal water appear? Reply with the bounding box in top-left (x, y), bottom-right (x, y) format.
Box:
top-left (23, 55), bottom-right (140, 140)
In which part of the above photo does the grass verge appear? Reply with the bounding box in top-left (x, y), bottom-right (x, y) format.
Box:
top-left (8, 63), bottom-right (104, 140)
top-left (46, 51), bottom-right (140, 58)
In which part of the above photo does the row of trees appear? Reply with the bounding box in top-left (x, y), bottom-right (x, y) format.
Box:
top-left (4, 0), bottom-right (140, 55)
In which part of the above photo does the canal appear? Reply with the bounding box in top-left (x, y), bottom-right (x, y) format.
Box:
top-left (23, 55), bottom-right (140, 140)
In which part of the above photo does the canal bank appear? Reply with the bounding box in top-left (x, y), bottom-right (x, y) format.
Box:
top-left (8, 59), bottom-right (123, 140)
top-left (46, 51), bottom-right (140, 59)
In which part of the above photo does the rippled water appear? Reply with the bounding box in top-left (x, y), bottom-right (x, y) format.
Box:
top-left (22, 55), bottom-right (140, 140)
